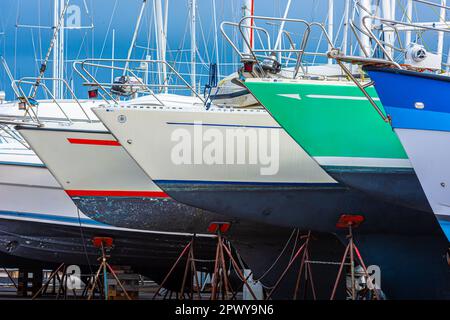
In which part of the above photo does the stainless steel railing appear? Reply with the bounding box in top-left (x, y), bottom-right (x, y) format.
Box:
top-left (220, 16), bottom-right (336, 79)
top-left (73, 59), bottom-right (206, 106)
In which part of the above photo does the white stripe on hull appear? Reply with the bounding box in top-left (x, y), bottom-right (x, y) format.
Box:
top-left (314, 156), bottom-right (412, 169)
top-left (306, 94), bottom-right (381, 101)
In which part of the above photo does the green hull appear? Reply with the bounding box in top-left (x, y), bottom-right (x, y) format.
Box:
top-left (244, 78), bottom-right (431, 212)
top-left (244, 78), bottom-right (407, 161)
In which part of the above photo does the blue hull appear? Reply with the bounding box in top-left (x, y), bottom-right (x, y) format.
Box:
top-left (366, 67), bottom-right (450, 131)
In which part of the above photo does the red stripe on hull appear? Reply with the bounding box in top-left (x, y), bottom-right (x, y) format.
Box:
top-left (67, 138), bottom-right (121, 146)
top-left (66, 190), bottom-right (170, 198)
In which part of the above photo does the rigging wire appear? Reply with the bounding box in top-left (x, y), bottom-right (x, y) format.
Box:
top-left (252, 228), bottom-right (297, 283)
top-left (93, 0), bottom-right (119, 77)
top-left (76, 208), bottom-right (94, 275)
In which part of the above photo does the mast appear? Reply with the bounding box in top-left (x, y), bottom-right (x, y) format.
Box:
top-left (34, 0), bottom-right (69, 99)
top-left (274, 0), bottom-right (292, 61)
top-left (342, 0), bottom-right (350, 55)
top-left (359, 0), bottom-right (372, 57)
top-left (212, 0), bottom-right (220, 75)
top-left (154, 0), bottom-right (167, 93)
top-left (327, 0), bottom-right (334, 64)
top-left (58, 0), bottom-right (65, 99)
top-left (405, 0), bottom-right (413, 45)
top-left (190, 0), bottom-right (197, 94)
top-left (391, 0), bottom-right (396, 20)
top-left (52, 0), bottom-right (60, 99)
top-left (242, 0), bottom-right (254, 55)
top-left (111, 29), bottom-right (115, 84)
top-left (18, 0), bottom-right (88, 99)
top-left (124, 0), bottom-right (148, 75)
top-left (382, 0), bottom-right (394, 57)
top-left (437, 0), bottom-right (447, 57)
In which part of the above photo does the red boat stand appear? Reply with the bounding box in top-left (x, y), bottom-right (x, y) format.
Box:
top-left (330, 214), bottom-right (380, 300)
top-left (87, 237), bottom-right (131, 300)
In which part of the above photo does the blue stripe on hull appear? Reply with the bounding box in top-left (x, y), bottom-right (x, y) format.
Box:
top-left (166, 122), bottom-right (282, 129)
top-left (0, 210), bottom-right (106, 226)
top-left (0, 161), bottom-right (45, 168)
top-left (154, 180), bottom-right (339, 187)
top-left (384, 106), bottom-right (450, 132)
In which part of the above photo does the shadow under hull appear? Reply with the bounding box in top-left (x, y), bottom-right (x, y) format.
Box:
top-left (150, 181), bottom-right (450, 299)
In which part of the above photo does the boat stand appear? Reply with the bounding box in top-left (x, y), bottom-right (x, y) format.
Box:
top-left (87, 237), bottom-right (131, 300)
top-left (265, 230), bottom-right (316, 300)
top-left (208, 222), bottom-right (258, 300)
top-left (330, 214), bottom-right (380, 300)
top-left (31, 263), bottom-right (78, 299)
top-left (2, 267), bottom-right (18, 290)
top-left (152, 235), bottom-right (202, 300)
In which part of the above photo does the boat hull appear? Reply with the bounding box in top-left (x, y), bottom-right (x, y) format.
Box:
top-left (242, 78), bottom-right (431, 212)
top-left (321, 165), bottom-right (430, 212)
top-left (366, 67), bottom-right (450, 241)
top-left (0, 159), bottom-right (218, 285)
top-left (92, 105), bottom-right (441, 233)
top-left (91, 104), bottom-right (450, 299)
top-left (394, 128), bottom-right (450, 239)
top-left (14, 123), bottom-right (351, 297)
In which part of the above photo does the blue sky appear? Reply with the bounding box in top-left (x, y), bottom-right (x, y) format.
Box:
top-left (0, 0), bottom-right (446, 99)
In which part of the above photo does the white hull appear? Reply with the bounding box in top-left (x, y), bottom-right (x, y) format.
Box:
top-left (0, 157), bottom-right (99, 228)
top-left (395, 128), bottom-right (450, 237)
top-left (93, 105), bottom-right (335, 184)
top-left (17, 123), bottom-right (162, 195)
top-left (0, 143), bottom-right (189, 234)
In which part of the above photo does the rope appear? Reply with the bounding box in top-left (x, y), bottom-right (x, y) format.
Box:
top-left (76, 208), bottom-right (94, 275)
top-left (252, 228), bottom-right (298, 283)
top-left (93, 0), bottom-right (119, 77)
